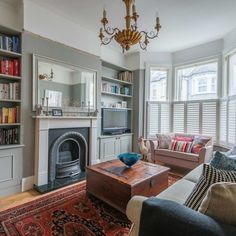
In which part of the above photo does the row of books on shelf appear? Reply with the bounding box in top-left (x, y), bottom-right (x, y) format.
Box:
top-left (0, 107), bottom-right (20, 124)
top-left (0, 127), bottom-right (19, 145)
top-left (0, 82), bottom-right (20, 100)
top-left (0, 58), bottom-right (20, 76)
top-left (118, 71), bottom-right (133, 83)
top-left (0, 35), bottom-right (20, 53)
top-left (102, 82), bottom-right (131, 95)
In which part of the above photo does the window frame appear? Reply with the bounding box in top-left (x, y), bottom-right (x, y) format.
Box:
top-left (144, 63), bottom-right (172, 138)
top-left (174, 59), bottom-right (219, 101)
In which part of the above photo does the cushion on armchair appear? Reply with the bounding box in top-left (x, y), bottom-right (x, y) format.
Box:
top-left (184, 164), bottom-right (236, 211)
top-left (199, 182), bottom-right (236, 226)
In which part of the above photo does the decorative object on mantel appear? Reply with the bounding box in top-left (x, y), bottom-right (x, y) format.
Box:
top-left (99, 0), bottom-right (161, 52)
top-left (38, 68), bottom-right (55, 81)
top-left (35, 104), bottom-right (44, 116)
top-left (52, 109), bottom-right (63, 116)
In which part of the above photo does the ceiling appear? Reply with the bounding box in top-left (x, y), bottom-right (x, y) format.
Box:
top-left (30, 0), bottom-right (236, 53)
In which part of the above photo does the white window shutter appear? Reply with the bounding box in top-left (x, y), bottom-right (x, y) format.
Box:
top-left (220, 101), bottom-right (227, 143)
top-left (147, 103), bottom-right (159, 136)
top-left (202, 102), bottom-right (217, 139)
top-left (228, 100), bottom-right (236, 144)
top-left (173, 103), bottom-right (185, 133)
top-left (160, 103), bottom-right (170, 133)
top-left (187, 103), bottom-right (200, 134)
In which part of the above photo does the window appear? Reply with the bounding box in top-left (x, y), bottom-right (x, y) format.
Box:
top-left (229, 53), bottom-right (236, 96)
top-left (149, 68), bottom-right (167, 101)
top-left (176, 62), bottom-right (218, 101)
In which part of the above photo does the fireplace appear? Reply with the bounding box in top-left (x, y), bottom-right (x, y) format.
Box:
top-left (33, 116), bottom-right (98, 193)
top-left (49, 130), bottom-right (88, 182)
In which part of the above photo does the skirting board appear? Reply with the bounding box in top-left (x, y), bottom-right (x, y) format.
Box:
top-left (21, 176), bottom-right (35, 192)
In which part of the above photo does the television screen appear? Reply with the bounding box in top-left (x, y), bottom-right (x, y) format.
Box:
top-left (102, 109), bottom-right (128, 134)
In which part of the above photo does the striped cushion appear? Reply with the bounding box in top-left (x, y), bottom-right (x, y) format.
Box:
top-left (184, 164), bottom-right (236, 210)
top-left (169, 140), bottom-right (193, 153)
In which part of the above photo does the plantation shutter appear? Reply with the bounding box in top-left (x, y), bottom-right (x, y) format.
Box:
top-left (187, 103), bottom-right (200, 134)
top-left (220, 101), bottom-right (227, 143)
top-left (147, 103), bottom-right (159, 136)
top-left (228, 100), bottom-right (236, 144)
top-left (202, 102), bottom-right (217, 140)
top-left (160, 103), bottom-right (170, 133)
top-left (173, 103), bottom-right (185, 133)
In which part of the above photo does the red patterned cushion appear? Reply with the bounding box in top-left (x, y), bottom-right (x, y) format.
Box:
top-left (191, 137), bottom-right (210, 154)
top-left (175, 136), bottom-right (193, 142)
top-left (170, 140), bottom-right (193, 153)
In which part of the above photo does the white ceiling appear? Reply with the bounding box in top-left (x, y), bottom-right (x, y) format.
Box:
top-left (30, 0), bottom-right (236, 52)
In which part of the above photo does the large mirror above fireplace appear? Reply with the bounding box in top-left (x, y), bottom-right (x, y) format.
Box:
top-left (32, 54), bottom-right (97, 114)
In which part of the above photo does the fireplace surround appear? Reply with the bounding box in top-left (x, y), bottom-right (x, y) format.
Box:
top-left (33, 116), bottom-right (98, 191)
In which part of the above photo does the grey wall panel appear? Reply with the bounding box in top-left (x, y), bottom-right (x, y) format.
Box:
top-left (133, 69), bottom-right (145, 152)
top-left (22, 32), bottom-right (101, 178)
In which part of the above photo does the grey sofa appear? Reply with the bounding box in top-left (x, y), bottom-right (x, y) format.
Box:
top-left (126, 164), bottom-right (236, 236)
top-left (148, 133), bottom-right (213, 170)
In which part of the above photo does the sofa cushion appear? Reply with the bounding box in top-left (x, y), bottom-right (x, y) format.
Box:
top-left (199, 182), bottom-right (236, 226)
top-left (184, 164), bottom-right (203, 183)
top-left (157, 179), bottom-right (196, 204)
top-left (169, 140), bottom-right (193, 153)
top-left (210, 151), bottom-right (236, 171)
top-left (156, 133), bottom-right (174, 149)
top-left (191, 136), bottom-right (211, 154)
top-left (184, 164), bottom-right (236, 211)
top-left (155, 149), bottom-right (199, 162)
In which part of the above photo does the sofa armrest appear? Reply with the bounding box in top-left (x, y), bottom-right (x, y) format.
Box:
top-left (138, 198), bottom-right (236, 236)
top-left (126, 196), bottom-right (147, 236)
top-left (199, 145), bottom-right (213, 164)
top-left (147, 139), bottom-right (158, 162)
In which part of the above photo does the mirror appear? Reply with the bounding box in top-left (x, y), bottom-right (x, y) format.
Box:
top-left (33, 54), bottom-right (97, 114)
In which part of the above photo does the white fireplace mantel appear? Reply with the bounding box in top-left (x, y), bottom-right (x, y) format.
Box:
top-left (33, 116), bottom-right (98, 186)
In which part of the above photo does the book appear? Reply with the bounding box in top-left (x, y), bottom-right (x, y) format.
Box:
top-left (13, 59), bottom-right (20, 76)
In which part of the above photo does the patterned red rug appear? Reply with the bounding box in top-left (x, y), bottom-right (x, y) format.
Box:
top-left (0, 175), bottom-right (181, 236)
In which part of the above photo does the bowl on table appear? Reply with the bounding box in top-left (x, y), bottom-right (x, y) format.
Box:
top-left (117, 152), bottom-right (141, 168)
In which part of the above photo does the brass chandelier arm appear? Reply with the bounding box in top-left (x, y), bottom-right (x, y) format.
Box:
top-left (103, 25), bottom-right (120, 36)
top-left (100, 35), bottom-right (116, 46)
top-left (140, 30), bottom-right (159, 40)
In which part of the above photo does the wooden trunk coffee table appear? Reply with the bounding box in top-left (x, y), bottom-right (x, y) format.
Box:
top-left (86, 160), bottom-right (170, 213)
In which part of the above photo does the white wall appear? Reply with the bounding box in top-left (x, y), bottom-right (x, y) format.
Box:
top-left (23, 0), bottom-right (100, 56)
top-left (223, 28), bottom-right (236, 54)
top-left (0, 1), bottom-right (22, 30)
top-left (172, 39), bottom-right (223, 66)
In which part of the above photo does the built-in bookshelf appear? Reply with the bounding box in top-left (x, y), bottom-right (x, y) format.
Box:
top-left (101, 61), bottom-right (133, 111)
top-left (0, 26), bottom-right (22, 147)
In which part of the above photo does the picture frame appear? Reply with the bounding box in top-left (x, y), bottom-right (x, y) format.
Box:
top-left (44, 89), bottom-right (62, 107)
top-left (52, 109), bottom-right (63, 116)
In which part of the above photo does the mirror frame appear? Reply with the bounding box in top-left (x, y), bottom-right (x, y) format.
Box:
top-left (32, 54), bottom-right (97, 112)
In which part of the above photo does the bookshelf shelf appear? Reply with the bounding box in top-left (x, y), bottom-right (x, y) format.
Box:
top-left (0, 74), bottom-right (21, 80)
top-left (0, 49), bottom-right (21, 58)
top-left (0, 123), bottom-right (21, 127)
top-left (102, 75), bottom-right (133, 85)
top-left (101, 91), bottom-right (132, 98)
top-left (0, 144), bottom-right (24, 150)
top-left (0, 99), bottom-right (21, 103)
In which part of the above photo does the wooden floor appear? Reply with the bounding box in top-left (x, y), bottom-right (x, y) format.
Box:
top-left (0, 189), bottom-right (40, 211)
top-left (0, 183), bottom-right (81, 212)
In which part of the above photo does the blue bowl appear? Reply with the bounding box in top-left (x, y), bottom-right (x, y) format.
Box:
top-left (117, 152), bottom-right (141, 167)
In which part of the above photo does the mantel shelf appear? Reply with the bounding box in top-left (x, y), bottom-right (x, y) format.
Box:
top-left (32, 116), bottom-right (99, 119)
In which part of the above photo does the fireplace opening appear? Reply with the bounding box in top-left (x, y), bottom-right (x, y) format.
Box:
top-left (49, 130), bottom-right (88, 183)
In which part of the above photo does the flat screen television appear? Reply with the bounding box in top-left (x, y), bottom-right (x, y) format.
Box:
top-left (102, 108), bottom-right (129, 135)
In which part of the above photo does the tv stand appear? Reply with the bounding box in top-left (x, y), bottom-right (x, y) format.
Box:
top-left (98, 133), bottom-right (133, 162)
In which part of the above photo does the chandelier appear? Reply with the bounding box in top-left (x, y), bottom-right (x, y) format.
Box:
top-left (99, 0), bottom-right (161, 52)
